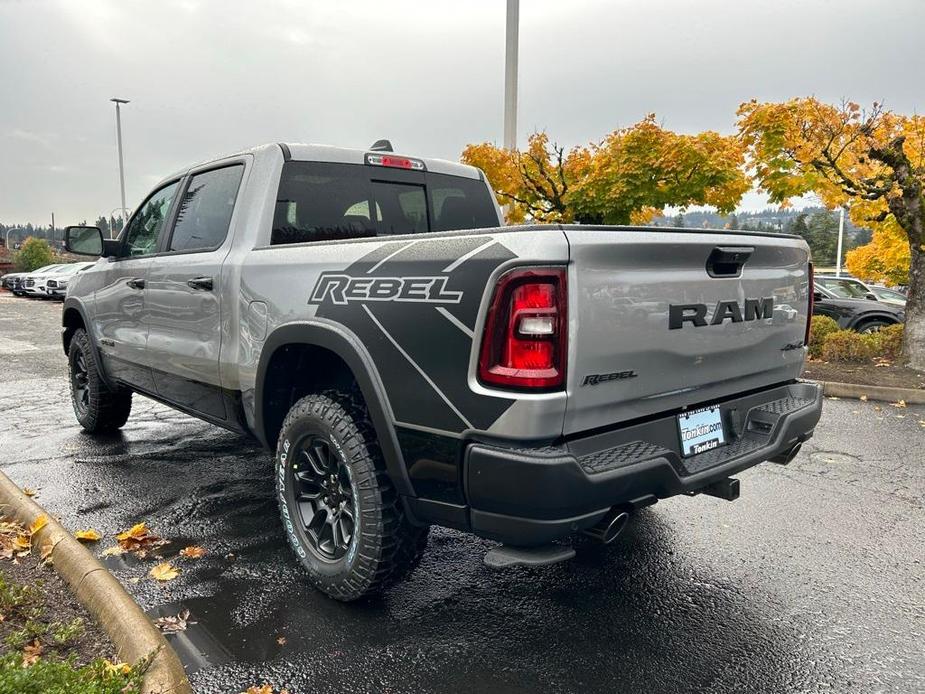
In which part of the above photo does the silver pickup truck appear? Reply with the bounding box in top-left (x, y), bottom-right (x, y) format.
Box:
top-left (62, 142), bottom-right (822, 600)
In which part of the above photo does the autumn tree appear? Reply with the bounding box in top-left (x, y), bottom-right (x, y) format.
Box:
top-left (737, 98), bottom-right (925, 369)
top-left (461, 115), bottom-right (749, 225)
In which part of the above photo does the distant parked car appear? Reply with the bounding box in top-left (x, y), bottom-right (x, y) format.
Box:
top-left (813, 284), bottom-right (904, 333)
top-left (1, 272), bottom-right (29, 295)
top-left (22, 264), bottom-right (69, 298)
top-left (44, 262), bottom-right (96, 300)
top-left (868, 285), bottom-right (907, 308)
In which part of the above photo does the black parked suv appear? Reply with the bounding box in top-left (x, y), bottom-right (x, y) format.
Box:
top-left (813, 284), bottom-right (905, 332)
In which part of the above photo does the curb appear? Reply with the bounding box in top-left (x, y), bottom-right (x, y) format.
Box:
top-left (809, 379), bottom-right (925, 404)
top-left (0, 471), bottom-right (192, 694)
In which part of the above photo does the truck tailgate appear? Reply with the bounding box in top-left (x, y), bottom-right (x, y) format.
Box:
top-left (563, 227), bottom-right (811, 436)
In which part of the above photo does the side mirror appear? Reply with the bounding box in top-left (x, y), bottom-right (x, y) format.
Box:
top-left (813, 291), bottom-right (824, 301)
top-left (65, 226), bottom-right (104, 256)
top-left (865, 293), bottom-right (877, 301)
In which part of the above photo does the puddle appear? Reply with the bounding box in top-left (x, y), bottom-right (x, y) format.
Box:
top-left (147, 601), bottom-right (235, 674)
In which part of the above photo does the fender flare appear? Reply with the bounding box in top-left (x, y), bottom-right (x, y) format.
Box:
top-left (61, 298), bottom-right (115, 390)
top-left (254, 321), bottom-right (415, 497)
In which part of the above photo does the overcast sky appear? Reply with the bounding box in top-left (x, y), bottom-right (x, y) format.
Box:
top-left (1, 0), bottom-right (923, 225)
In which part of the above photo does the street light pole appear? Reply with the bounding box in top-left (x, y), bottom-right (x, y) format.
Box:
top-left (111, 98), bottom-right (130, 230)
top-left (836, 206), bottom-right (845, 278)
top-left (503, 0), bottom-right (519, 152)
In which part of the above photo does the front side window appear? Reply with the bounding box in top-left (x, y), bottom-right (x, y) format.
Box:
top-left (123, 181), bottom-right (180, 256)
top-left (271, 162), bottom-right (498, 245)
top-left (169, 165), bottom-right (244, 252)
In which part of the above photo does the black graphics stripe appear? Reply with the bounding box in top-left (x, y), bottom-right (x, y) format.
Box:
top-left (315, 236), bottom-right (518, 433)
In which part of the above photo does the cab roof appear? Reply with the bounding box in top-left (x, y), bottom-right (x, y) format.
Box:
top-left (158, 142), bottom-right (483, 187)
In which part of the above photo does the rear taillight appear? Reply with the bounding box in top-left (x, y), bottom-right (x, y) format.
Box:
top-left (478, 267), bottom-right (567, 390)
top-left (805, 261), bottom-right (814, 348)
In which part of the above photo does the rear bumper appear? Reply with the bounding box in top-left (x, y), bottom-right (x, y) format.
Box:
top-left (465, 381), bottom-right (823, 545)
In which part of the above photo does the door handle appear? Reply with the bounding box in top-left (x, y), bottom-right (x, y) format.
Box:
top-left (187, 276), bottom-right (214, 291)
top-left (126, 277), bottom-right (145, 290)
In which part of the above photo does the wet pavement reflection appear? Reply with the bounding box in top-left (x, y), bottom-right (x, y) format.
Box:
top-left (1, 295), bottom-right (923, 692)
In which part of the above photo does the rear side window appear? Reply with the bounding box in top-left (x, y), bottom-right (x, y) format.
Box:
top-left (169, 165), bottom-right (244, 252)
top-left (271, 162), bottom-right (497, 245)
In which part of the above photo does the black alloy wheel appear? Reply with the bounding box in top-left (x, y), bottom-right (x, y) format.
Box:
top-left (289, 434), bottom-right (357, 561)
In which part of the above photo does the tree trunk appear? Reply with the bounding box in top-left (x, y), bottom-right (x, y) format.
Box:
top-left (901, 240), bottom-right (925, 371)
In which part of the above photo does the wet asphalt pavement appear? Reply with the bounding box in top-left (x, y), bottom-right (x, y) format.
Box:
top-left (0, 291), bottom-right (923, 693)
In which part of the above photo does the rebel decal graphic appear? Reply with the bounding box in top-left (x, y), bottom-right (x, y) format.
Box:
top-left (309, 273), bottom-right (463, 306)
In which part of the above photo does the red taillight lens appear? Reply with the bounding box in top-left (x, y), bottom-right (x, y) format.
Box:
top-left (478, 267), bottom-right (567, 390)
top-left (805, 262), bottom-right (814, 348)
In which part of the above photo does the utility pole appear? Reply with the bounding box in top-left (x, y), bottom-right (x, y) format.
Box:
top-left (836, 206), bottom-right (845, 277)
top-left (111, 98), bottom-right (130, 229)
top-left (50, 213), bottom-right (55, 243)
top-left (503, 0), bottom-right (519, 152)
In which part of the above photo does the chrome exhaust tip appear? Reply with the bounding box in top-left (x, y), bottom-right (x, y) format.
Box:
top-left (581, 508), bottom-right (630, 545)
top-left (770, 441), bottom-right (803, 465)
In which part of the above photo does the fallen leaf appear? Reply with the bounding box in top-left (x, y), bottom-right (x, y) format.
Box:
top-left (116, 522), bottom-right (149, 542)
top-left (276, 636), bottom-right (287, 646)
top-left (103, 660), bottom-right (132, 676)
top-left (892, 399), bottom-right (907, 408)
top-left (116, 522), bottom-right (169, 555)
top-left (129, 577), bottom-right (141, 584)
top-left (154, 609), bottom-right (195, 634)
top-left (179, 545), bottom-right (206, 560)
top-left (101, 545), bottom-right (126, 557)
top-left (39, 541), bottom-right (54, 563)
top-left (22, 639), bottom-right (42, 667)
top-left (149, 562), bottom-right (180, 582)
top-left (28, 515), bottom-right (48, 536)
top-left (859, 395), bottom-right (868, 402)
top-left (75, 529), bottom-right (102, 542)
top-left (242, 686), bottom-right (274, 694)
top-left (22, 488), bottom-right (36, 497)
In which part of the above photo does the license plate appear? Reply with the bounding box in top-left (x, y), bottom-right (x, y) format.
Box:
top-left (678, 406), bottom-right (726, 457)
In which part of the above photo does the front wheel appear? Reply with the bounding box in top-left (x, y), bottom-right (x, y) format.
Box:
top-left (68, 328), bottom-right (132, 433)
top-left (276, 391), bottom-right (429, 601)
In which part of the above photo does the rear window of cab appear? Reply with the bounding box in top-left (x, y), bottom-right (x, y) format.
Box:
top-left (271, 161), bottom-right (498, 245)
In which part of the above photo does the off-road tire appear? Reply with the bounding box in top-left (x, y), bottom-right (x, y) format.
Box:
top-left (68, 328), bottom-right (132, 433)
top-left (276, 390), bottom-right (429, 601)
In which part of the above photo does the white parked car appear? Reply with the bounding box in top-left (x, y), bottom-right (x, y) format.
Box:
top-left (44, 262), bottom-right (96, 300)
top-left (868, 285), bottom-right (907, 308)
top-left (21, 264), bottom-right (66, 297)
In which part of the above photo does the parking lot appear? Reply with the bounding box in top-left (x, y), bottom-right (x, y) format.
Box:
top-left (0, 291), bottom-right (923, 693)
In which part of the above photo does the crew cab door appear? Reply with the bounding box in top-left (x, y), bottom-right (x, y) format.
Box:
top-left (93, 180), bottom-right (181, 391)
top-left (143, 162), bottom-right (245, 420)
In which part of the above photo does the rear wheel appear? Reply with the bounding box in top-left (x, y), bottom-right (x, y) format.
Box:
top-left (857, 319), bottom-right (894, 334)
top-left (276, 391), bottom-right (429, 601)
top-left (68, 328), bottom-right (132, 433)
